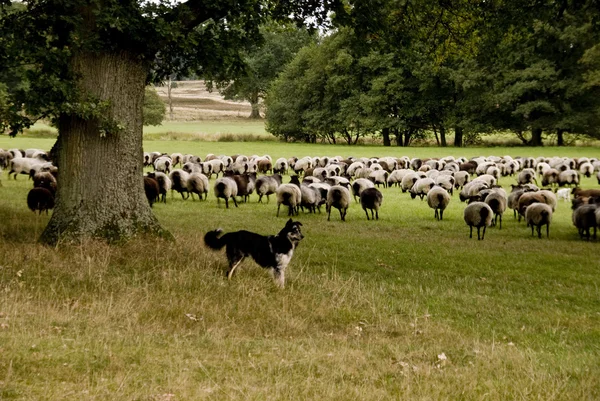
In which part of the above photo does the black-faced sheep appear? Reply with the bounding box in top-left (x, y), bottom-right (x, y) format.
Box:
top-left (33, 171), bottom-right (57, 195)
top-left (273, 158), bottom-right (288, 175)
top-left (214, 177), bottom-right (238, 208)
top-left (327, 185), bottom-right (351, 221)
top-left (410, 177), bottom-right (435, 200)
top-left (464, 202), bottom-right (493, 240)
top-left (558, 169), bottom-right (579, 187)
top-left (426, 186), bottom-right (450, 220)
top-left (27, 187), bottom-right (55, 214)
top-left (153, 156), bottom-right (172, 174)
top-left (453, 171), bottom-right (470, 190)
top-left (525, 203), bottom-right (552, 238)
top-left (360, 187), bottom-right (383, 220)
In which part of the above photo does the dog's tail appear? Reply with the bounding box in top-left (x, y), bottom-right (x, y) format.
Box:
top-left (204, 228), bottom-right (226, 250)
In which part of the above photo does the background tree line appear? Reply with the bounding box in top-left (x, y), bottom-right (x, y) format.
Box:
top-left (257, 0), bottom-right (600, 147)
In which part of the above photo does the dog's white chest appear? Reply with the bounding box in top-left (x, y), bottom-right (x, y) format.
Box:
top-left (275, 250), bottom-right (294, 269)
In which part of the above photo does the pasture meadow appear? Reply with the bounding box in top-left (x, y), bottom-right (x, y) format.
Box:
top-left (0, 135), bottom-right (599, 400)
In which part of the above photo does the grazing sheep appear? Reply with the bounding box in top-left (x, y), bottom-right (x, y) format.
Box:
top-left (187, 173), bottom-right (210, 200)
top-left (435, 174), bottom-right (455, 195)
top-left (538, 189), bottom-right (557, 212)
top-left (169, 169), bottom-right (190, 199)
top-left (472, 174), bottom-right (497, 187)
top-left (572, 202), bottom-right (597, 240)
top-left (229, 172), bottom-right (256, 203)
top-left (525, 203), bottom-right (552, 238)
top-left (327, 185), bottom-right (351, 221)
top-left (300, 184), bottom-right (323, 213)
top-left (360, 187), bottom-right (383, 220)
top-left (257, 158), bottom-right (273, 174)
top-left (27, 187), bottom-right (55, 214)
top-left (387, 169), bottom-right (411, 187)
top-left (0, 150), bottom-right (10, 169)
top-left (485, 191), bottom-right (507, 228)
top-left (459, 181), bottom-right (489, 202)
top-left (144, 176), bottom-right (160, 207)
top-left (309, 182), bottom-right (330, 204)
top-left (170, 153), bottom-right (184, 167)
top-left (464, 202), bottom-right (493, 240)
top-left (302, 176), bottom-right (321, 185)
top-left (453, 171), bottom-right (470, 189)
top-left (459, 161), bottom-right (477, 174)
top-left (347, 161), bottom-right (365, 177)
top-left (410, 177), bottom-right (435, 200)
top-left (558, 169), bottom-right (579, 187)
top-left (517, 192), bottom-right (547, 221)
top-left (325, 176), bottom-right (350, 188)
top-left (579, 162), bottom-right (594, 178)
top-left (205, 159), bottom-right (225, 178)
top-left (294, 157), bottom-right (312, 175)
top-left (427, 186), bottom-right (451, 220)
top-left (351, 178), bottom-right (375, 202)
top-left (517, 168), bottom-right (537, 185)
top-left (369, 170), bottom-right (389, 188)
top-left (276, 177), bottom-right (302, 217)
top-left (255, 174), bottom-right (282, 203)
top-left (182, 161), bottom-right (202, 174)
top-left (541, 168), bottom-right (560, 187)
top-left (147, 172), bottom-right (171, 203)
top-left (8, 157), bottom-right (46, 179)
top-left (572, 187), bottom-right (600, 199)
top-left (214, 177), bottom-right (239, 208)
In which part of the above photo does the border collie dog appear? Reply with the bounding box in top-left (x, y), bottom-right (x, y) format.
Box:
top-left (204, 219), bottom-right (304, 288)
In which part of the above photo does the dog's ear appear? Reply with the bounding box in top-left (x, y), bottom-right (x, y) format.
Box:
top-left (295, 221), bottom-right (302, 226)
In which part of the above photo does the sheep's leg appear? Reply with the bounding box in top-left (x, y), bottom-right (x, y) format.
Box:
top-left (434, 209), bottom-right (439, 220)
top-left (499, 215), bottom-right (502, 229)
top-left (439, 209), bottom-right (443, 220)
top-left (225, 198), bottom-right (229, 208)
top-left (469, 226), bottom-right (473, 238)
top-left (537, 225), bottom-right (542, 239)
top-left (364, 208), bottom-right (370, 220)
top-left (190, 193), bottom-right (195, 201)
top-left (375, 210), bottom-right (379, 220)
top-left (531, 224), bottom-right (534, 237)
top-left (546, 223), bottom-right (550, 238)
top-left (276, 203), bottom-right (281, 217)
top-left (266, 195), bottom-right (270, 204)
top-left (327, 205), bottom-right (331, 221)
top-left (232, 197), bottom-right (238, 208)
top-left (258, 195), bottom-right (263, 203)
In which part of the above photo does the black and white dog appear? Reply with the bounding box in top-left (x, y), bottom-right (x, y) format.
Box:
top-left (204, 219), bottom-right (304, 287)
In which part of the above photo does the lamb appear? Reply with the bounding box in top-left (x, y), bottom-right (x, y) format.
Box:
top-left (169, 169), bottom-right (190, 199)
top-left (147, 172), bottom-right (171, 203)
top-left (27, 187), bottom-right (55, 214)
top-left (525, 203), bottom-right (553, 238)
top-left (327, 185), bottom-right (351, 221)
top-left (464, 202), bottom-right (493, 240)
top-left (255, 174), bottom-right (282, 203)
top-left (276, 176), bottom-right (302, 217)
top-left (410, 177), bottom-right (435, 200)
top-left (426, 186), bottom-right (451, 220)
top-left (360, 188), bottom-right (383, 220)
top-left (144, 176), bottom-right (160, 207)
top-left (187, 173), bottom-right (210, 200)
top-left (351, 178), bottom-right (375, 202)
top-left (571, 202), bottom-right (597, 240)
top-left (485, 191), bottom-right (507, 228)
top-left (214, 177), bottom-right (239, 208)
top-left (556, 188), bottom-right (571, 202)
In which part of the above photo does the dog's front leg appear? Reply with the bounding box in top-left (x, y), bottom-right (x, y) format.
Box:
top-left (272, 267), bottom-right (285, 288)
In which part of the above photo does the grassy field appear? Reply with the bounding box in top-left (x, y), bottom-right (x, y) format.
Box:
top-left (1, 137), bottom-right (600, 400)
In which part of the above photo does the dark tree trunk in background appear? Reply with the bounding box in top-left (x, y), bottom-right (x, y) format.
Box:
top-left (394, 128), bottom-right (403, 146)
top-left (40, 51), bottom-right (167, 246)
top-left (403, 129), bottom-right (412, 147)
top-left (454, 126), bottom-right (463, 147)
top-left (249, 92), bottom-right (261, 119)
top-left (382, 127), bottom-right (391, 146)
top-left (440, 125), bottom-right (447, 147)
top-left (530, 128), bottom-right (543, 146)
top-left (557, 129), bottom-right (565, 146)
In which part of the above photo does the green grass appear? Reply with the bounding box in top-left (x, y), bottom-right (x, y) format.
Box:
top-left (0, 138), bottom-right (600, 400)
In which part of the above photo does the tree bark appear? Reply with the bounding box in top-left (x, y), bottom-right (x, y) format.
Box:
top-left (530, 128), bottom-right (543, 146)
top-left (454, 126), bottom-right (463, 147)
top-left (167, 77), bottom-right (174, 120)
top-left (557, 129), bottom-right (565, 146)
top-left (439, 125), bottom-right (447, 147)
top-left (249, 92), bottom-right (261, 119)
top-left (382, 127), bottom-right (391, 146)
top-left (394, 128), bottom-right (403, 147)
top-left (40, 51), bottom-right (168, 246)
top-left (403, 129), bottom-right (412, 147)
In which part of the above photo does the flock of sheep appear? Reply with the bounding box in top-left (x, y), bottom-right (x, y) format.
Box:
top-left (1, 146), bottom-right (600, 240)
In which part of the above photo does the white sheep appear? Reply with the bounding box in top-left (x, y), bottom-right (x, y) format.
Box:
top-left (453, 171), bottom-right (470, 189)
top-left (556, 188), bottom-right (571, 202)
top-left (276, 180), bottom-right (302, 217)
top-left (255, 174), bottom-right (282, 203)
top-left (401, 172), bottom-right (420, 193)
top-left (187, 173), bottom-right (210, 200)
top-left (7, 157), bottom-right (46, 179)
top-left (153, 156), bottom-right (173, 174)
top-left (169, 169), bottom-right (190, 199)
top-left (273, 158), bottom-right (288, 175)
top-left (410, 177), bottom-right (435, 200)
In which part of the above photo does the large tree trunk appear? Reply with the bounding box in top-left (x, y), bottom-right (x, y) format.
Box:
top-left (382, 127), bottom-right (391, 146)
top-left (557, 129), bottom-right (565, 146)
top-left (249, 92), bottom-right (261, 119)
top-left (439, 125), bottom-right (447, 147)
top-left (40, 51), bottom-right (168, 246)
top-left (530, 128), bottom-right (543, 146)
top-left (454, 126), bottom-right (463, 147)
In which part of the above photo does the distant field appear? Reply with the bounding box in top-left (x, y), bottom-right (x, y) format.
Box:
top-left (1, 140), bottom-right (599, 399)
